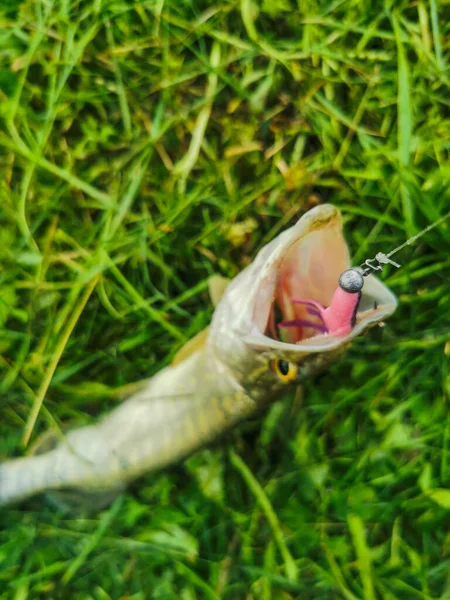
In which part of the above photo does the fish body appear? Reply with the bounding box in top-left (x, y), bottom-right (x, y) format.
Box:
top-left (0, 351), bottom-right (253, 505)
top-left (0, 205), bottom-right (397, 507)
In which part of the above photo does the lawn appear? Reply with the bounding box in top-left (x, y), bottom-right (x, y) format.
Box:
top-left (0, 0), bottom-right (449, 598)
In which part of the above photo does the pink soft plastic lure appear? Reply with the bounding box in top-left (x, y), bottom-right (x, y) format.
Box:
top-left (279, 269), bottom-right (364, 337)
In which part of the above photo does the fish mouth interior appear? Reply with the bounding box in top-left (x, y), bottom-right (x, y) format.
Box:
top-left (249, 216), bottom-right (397, 352)
top-left (269, 224), bottom-right (349, 344)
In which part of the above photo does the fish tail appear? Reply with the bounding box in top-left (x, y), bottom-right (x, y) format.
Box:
top-left (0, 452), bottom-right (59, 506)
top-left (0, 425), bottom-right (126, 507)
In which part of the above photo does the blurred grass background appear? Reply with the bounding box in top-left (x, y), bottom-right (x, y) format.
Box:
top-left (0, 0), bottom-right (449, 597)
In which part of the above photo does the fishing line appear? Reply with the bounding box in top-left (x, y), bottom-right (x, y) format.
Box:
top-left (359, 209), bottom-right (450, 276)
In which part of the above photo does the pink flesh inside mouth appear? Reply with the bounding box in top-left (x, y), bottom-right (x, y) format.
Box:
top-left (268, 298), bottom-right (329, 343)
top-left (277, 300), bottom-right (328, 335)
top-left (265, 225), bottom-right (350, 344)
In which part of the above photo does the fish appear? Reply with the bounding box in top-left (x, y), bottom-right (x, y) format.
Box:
top-left (0, 204), bottom-right (397, 508)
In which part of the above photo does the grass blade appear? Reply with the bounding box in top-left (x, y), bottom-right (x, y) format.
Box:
top-left (429, 0), bottom-right (444, 72)
top-left (348, 515), bottom-right (375, 600)
top-left (392, 13), bottom-right (415, 236)
top-left (62, 496), bottom-right (124, 584)
top-left (230, 450), bottom-right (298, 582)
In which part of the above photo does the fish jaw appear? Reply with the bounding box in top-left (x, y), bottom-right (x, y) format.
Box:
top-left (210, 203), bottom-right (397, 387)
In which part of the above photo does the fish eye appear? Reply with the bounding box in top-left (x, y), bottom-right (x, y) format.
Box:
top-left (270, 359), bottom-right (298, 383)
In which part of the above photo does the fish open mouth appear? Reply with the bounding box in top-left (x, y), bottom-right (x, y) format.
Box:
top-left (244, 204), bottom-right (397, 353)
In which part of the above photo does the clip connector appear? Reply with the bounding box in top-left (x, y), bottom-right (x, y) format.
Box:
top-left (375, 253), bottom-right (401, 269)
top-left (359, 253), bottom-right (401, 277)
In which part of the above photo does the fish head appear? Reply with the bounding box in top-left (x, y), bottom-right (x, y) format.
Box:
top-left (211, 204), bottom-right (397, 400)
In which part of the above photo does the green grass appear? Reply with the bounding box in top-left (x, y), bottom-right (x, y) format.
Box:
top-left (0, 0), bottom-right (449, 597)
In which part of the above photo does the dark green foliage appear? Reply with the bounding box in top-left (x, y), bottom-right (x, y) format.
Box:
top-left (0, 0), bottom-right (449, 597)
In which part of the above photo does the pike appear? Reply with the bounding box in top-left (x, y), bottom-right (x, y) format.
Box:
top-left (0, 204), bottom-right (397, 508)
